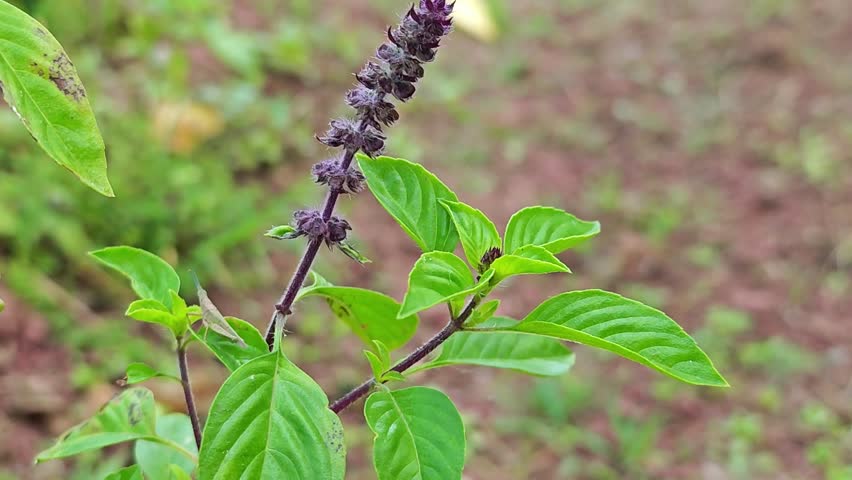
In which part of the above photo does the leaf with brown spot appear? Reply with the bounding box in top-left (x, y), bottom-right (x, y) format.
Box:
top-left (36, 388), bottom-right (196, 463)
top-left (0, 1), bottom-right (112, 196)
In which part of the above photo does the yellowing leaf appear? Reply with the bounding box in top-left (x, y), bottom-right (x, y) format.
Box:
top-left (152, 102), bottom-right (223, 154)
top-left (452, 0), bottom-right (500, 42)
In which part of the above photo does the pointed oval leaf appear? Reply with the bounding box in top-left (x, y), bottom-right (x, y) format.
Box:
top-left (264, 225), bottom-right (297, 239)
top-left (0, 2), bottom-right (112, 196)
top-left (490, 244), bottom-right (571, 283)
top-left (199, 351), bottom-right (345, 479)
top-left (193, 316), bottom-right (268, 372)
top-left (136, 413), bottom-right (198, 480)
top-left (358, 154), bottom-right (459, 252)
top-left (104, 465), bottom-right (143, 480)
top-left (123, 362), bottom-right (180, 385)
top-left (440, 200), bottom-right (501, 271)
top-left (415, 317), bottom-right (575, 376)
top-left (90, 247), bottom-right (180, 307)
top-left (510, 290), bottom-right (728, 386)
top-left (37, 388), bottom-right (157, 461)
top-left (126, 299), bottom-right (185, 336)
top-left (299, 286), bottom-right (418, 351)
top-left (399, 252), bottom-right (492, 319)
top-left (365, 387), bottom-right (466, 480)
top-left (503, 207), bottom-right (600, 254)
top-left (465, 299), bottom-right (501, 327)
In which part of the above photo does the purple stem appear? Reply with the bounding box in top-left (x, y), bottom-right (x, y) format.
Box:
top-left (264, 147), bottom-right (358, 347)
top-left (330, 298), bottom-right (479, 414)
top-left (177, 346), bottom-right (202, 448)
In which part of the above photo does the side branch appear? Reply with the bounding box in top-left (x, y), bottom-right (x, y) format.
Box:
top-left (330, 298), bottom-right (479, 414)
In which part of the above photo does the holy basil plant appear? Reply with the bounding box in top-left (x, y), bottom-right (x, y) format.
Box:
top-left (30, 1), bottom-right (727, 479)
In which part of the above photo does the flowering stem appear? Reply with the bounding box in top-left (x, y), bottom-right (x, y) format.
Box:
top-left (264, 147), bottom-right (359, 348)
top-left (264, 1), bottom-right (455, 348)
top-left (177, 344), bottom-right (202, 448)
top-left (330, 297), bottom-right (479, 414)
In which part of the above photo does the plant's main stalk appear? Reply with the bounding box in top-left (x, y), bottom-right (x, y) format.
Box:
top-left (265, 1), bottom-right (455, 348)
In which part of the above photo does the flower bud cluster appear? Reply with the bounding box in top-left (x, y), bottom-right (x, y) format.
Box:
top-left (318, 0), bottom-right (454, 156)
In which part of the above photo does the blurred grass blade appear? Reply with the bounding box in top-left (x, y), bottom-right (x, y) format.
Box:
top-left (0, 1), bottom-right (112, 195)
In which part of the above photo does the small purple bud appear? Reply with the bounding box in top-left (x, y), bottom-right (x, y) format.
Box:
top-left (479, 247), bottom-right (503, 273)
top-left (292, 209), bottom-right (327, 239)
top-left (325, 216), bottom-right (352, 246)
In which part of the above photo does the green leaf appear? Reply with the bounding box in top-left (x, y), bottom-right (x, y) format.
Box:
top-left (136, 413), bottom-right (198, 480)
top-left (90, 247), bottom-right (180, 307)
top-left (0, 2), bottom-right (112, 196)
top-left (299, 286), bottom-right (418, 351)
top-left (414, 317), bottom-right (574, 376)
top-left (36, 388), bottom-right (194, 462)
top-left (440, 200), bottom-right (501, 271)
top-left (125, 299), bottom-right (186, 337)
top-left (169, 465), bottom-right (192, 480)
top-left (399, 252), bottom-right (492, 319)
top-left (358, 154), bottom-right (459, 252)
top-left (123, 362), bottom-right (180, 385)
top-left (505, 290), bottom-right (728, 386)
top-left (264, 225), bottom-right (297, 239)
top-left (465, 299), bottom-right (500, 327)
top-left (490, 244), bottom-right (570, 283)
top-left (0, 296), bottom-right (4, 313)
top-left (503, 207), bottom-right (600, 254)
top-left (365, 387), bottom-right (465, 480)
top-left (103, 465), bottom-right (143, 480)
top-left (193, 316), bottom-right (268, 372)
top-left (364, 350), bottom-right (385, 380)
top-left (198, 350), bottom-right (345, 479)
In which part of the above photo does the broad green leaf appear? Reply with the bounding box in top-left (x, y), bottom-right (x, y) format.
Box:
top-left (505, 290), bottom-right (728, 386)
top-left (490, 244), bottom-right (570, 284)
top-left (169, 465), bottom-right (192, 480)
top-left (198, 350), bottom-right (345, 480)
top-left (90, 247), bottom-right (180, 307)
top-left (299, 286), bottom-right (418, 351)
top-left (0, 2), bottom-right (112, 195)
top-left (103, 465), bottom-right (143, 480)
top-left (465, 299), bottom-right (500, 327)
top-left (193, 316), bottom-right (268, 372)
top-left (126, 299), bottom-right (186, 337)
top-left (398, 252), bottom-right (493, 319)
top-left (365, 387), bottom-right (465, 480)
top-left (358, 154), bottom-right (459, 252)
top-left (123, 362), bottom-right (180, 385)
top-left (440, 200), bottom-right (500, 271)
top-left (193, 274), bottom-right (245, 347)
top-left (413, 317), bottom-right (574, 376)
top-left (36, 388), bottom-right (194, 462)
top-left (136, 413), bottom-right (198, 480)
top-left (503, 207), bottom-right (600, 255)
top-left (264, 225), bottom-right (297, 239)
